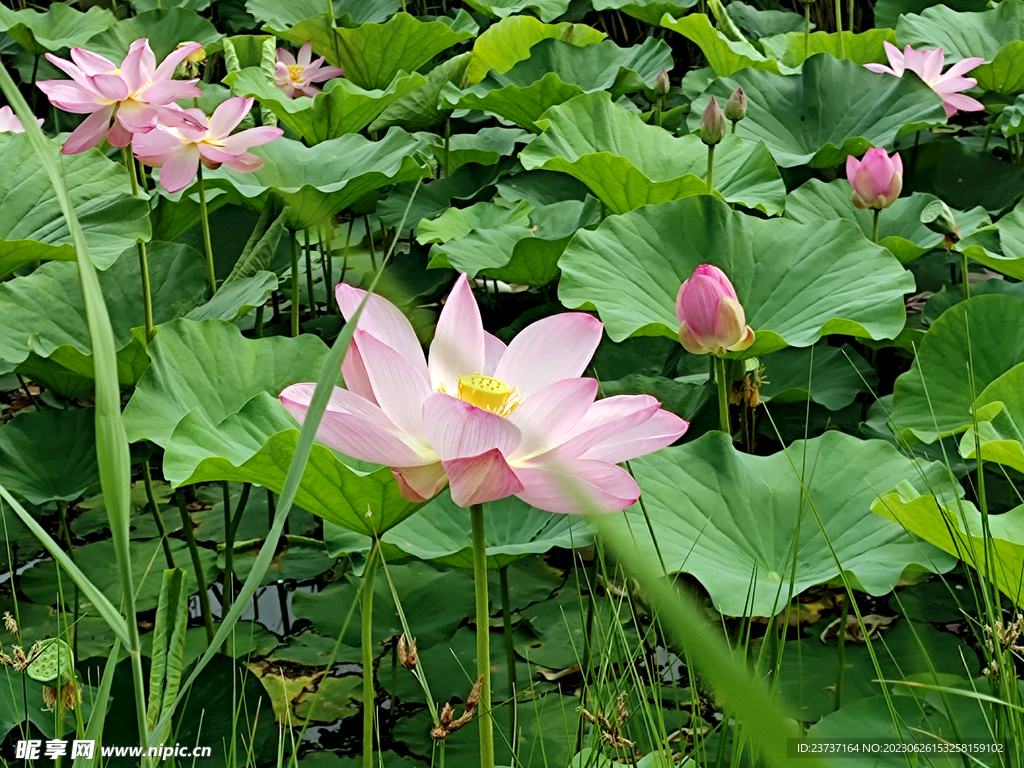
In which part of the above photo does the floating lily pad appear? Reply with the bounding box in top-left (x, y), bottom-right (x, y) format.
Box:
top-left (0, 134), bottom-right (151, 277)
top-left (608, 431), bottom-right (957, 616)
top-left (688, 55), bottom-right (947, 168)
top-left (558, 196), bottom-right (914, 355)
top-left (521, 92), bottom-right (785, 214)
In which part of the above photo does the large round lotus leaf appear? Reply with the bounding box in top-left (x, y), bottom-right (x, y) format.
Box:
top-left (0, 243), bottom-right (207, 396)
top-left (382, 492), bottom-right (591, 569)
top-left (419, 127), bottom-right (531, 174)
top-left (122, 318), bottom-right (329, 447)
top-left (0, 134), bottom-right (151, 277)
top-left (161, 392), bottom-right (421, 535)
top-left (0, 408), bottom-right (98, 505)
top-left (463, 15), bottom-right (606, 84)
top-left (758, 28), bottom-right (896, 69)
top-left (82, 8), bottom-right (222, 61)
top-left (521, 92), bottom-right (785, 214)
top-left (270, 11), bottom-right (475, 91)
top-left (785, 178), bottom-right (991, 264)
top-left (907, 140), bottom-right (1024, 215)
top-left (958, 363), bottom-right (1024, 475)
top-left (759, 344), bottom-right (877, 411)
top-left (226, 68), bottom-right (427, 145)
top-left (245, 0), bottom-right (401, 28)
top-left (594, 0), bottom-right (698, 26)
top-left (896, 0), bottom-right (1024, 95)
top-left (687, 55), bottom-right (947, 168)
top-left (661, 12), bottom-right (788, 77)
top-left (440, 37), bottom-right (673, 130)
top-left (874, 0), bottom-right (987, 29)
top-left (889, 295), bottom-right (1024, 444)
top-left (558, 196), bottom-right (913, 355)
top-left (201, 131), bottom-right (432, 230)
top-left (371, 53), bottom-right (472, 132)
top-left (464, 0), bottom-right (572, 22)
top-left (606, 431), bottom-right (957, 617)
top-left (726, 1), bottom-right (806, 41)
top-left (420, 198), bottom-right (601, 285)
top-left (958, 200), bottom-right (1024, 279)
top-left (0, 2), bottom-right (114, 53)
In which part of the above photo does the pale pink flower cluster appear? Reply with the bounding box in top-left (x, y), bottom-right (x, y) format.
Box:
top-left (866, 42), bottom-right (985, 118)
top-left (37, 39), bottom-right (282, 192)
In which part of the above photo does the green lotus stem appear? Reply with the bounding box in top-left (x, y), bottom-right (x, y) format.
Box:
top-left (121, 149), bottom-right (155, 342)
top-left (196, 165), bottom-right (217, 296)
top-left (715, 356), bottom-right (731, 435)
top-left (443, 117), bottom-right (451, 178)
top-left (499, 565), bottom-right (517, 755)
top-left (834, 0), bottom-right (844, 58)
top-left (15, 374), bottom-right (40, 411)
top-left (304, 228), bottom-right (317, 319)
top-left (321, 221), bottom-right (334, 296)
top-left (706, 143), bottom-right (715, 194)
top-left (362, 541), bottom-right (380, 768)
top-left (982, 120), bottom-right (994, 152)
top-left (365, 215), bottom-right (377, 272)
top-left (291, 230), bottom-right (300, 337)
top-left (804, 4), bottom-right (811, 59)
top-left (834, 592), bottom-right (850, 710)
top-left (222, 481), bottom-right (233, 613)
top-left (962, 251), bottom-right (971, 299)
top-left (848, 0), bottom-right (854, 34)
top-left (142, 461), bottom-right (175, 569)
top-left (871, 209), bottom-right (880, 244)
top-left (470, 503), bottom-right (495, 768)
top-left (58, 500), bottom-right (79, 658)
top-left (174, 489), bottom-right (215, 644)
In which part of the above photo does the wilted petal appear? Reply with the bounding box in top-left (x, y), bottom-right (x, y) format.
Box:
top-left (335, 283), bottom-right (427, 376)
top-left (494, 313), bottom-right (603, 397)
top-left (429, 274), bottom-right (484, 393)
top-left (443, 449), bottom-right (523, 507)
top-left (507, 378), bottom-right (597, 460)
top-left (422, 392), bottom-right (521, 461)
top-left (514, 460), bottom-right (640, 514)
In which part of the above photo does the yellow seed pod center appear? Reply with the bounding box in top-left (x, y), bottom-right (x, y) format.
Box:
top-left (287, 64), bottom-right (306, 82)
top-left (457, 374), bottom-right (518, 416)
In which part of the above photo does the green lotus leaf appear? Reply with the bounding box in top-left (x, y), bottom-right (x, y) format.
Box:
top-left (958, 363), bottom-right (1024, 474)
top-left (662, 12), bottom-right (787, 77)
top-left (422, 197), bottom-right (601, 285)
top-left (464, 0), bottom-right (572, 22)
top-left (727, 2), bottom-right (806, 41)
top-left (0, 2), bottom-right (115, 54)
top-left (0, 134), bottom-right (151, 277)
top-left (688, 55), bottom-right (947, 168)
top-left (370, 53), bottom-right (472, 132)
top-left (123, 318), bottom-right (329, 447)
top-left (889, 295), bottom-right (1024, 444)
top-left (785, 178), bottom-right (991, 264)
top-left (0, 243), bottom-right (207, 396)
top-left (270, 11), bottom-right (475, 91)
top-left (419, 127), bottom-right (531, 173)
top-left (1003, 94), bottom-right (1024, 137)
top-left (184, 271), bottom-right (278, 323)
top-left (758, 28), bottom-right (896, 68)
top-left (558, 196), bottom-right (913, 354)
top-left (520, 92), bottom-right (784, 214)
top-left (896, 0), bottom-right (1024, 95)
top-left (463, 15), bottom-right (606, 85)
top-left (908, 139), bottom-right (1024, 215)
top-left (873, 0), bottom-right (987, 29)
top-left (957, 198), bottom-right (1024, 279)
top-left (200, 131), bottom-right (432, 230)
top-left (608, 431), bottom-right (956, 616)
top-left (441, 37), bottom-right (673, 130)
top-left (0, 409), bottom-right (98, 505)
top-left (130, 0), bottom-right (210, 11)
top-left (245, 0), bottom-right (401, 28)
top-left (83, 7), bottom-right (222, 61)
top-left (593, 0), bottom-right (699, 25)
top-left (161, 393), bottom-right (419, 535)
top-left (759, 343), bottom-right (877, 411)
top-left (873, 485), bottom-right (1024, 604)
top-left (226, 66), bottom-right (427, 144)
top-left (382, 493), bottom-right (591, 569)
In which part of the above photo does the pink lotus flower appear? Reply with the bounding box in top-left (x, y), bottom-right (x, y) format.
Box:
top-left (274, 42), bottom-right (344, 99)
top-left (865, 42), bottom-right (985, 117)
top-left (676, 265), bottom-right (755, 356)
top-left (37, 39), bottom-right (205, 154)
top-left (280, 275), bottom-right (688, 513)
top-left (132, 97), bottom-right (283, 193)
top-left (0, 106), bottom-right (43, 134)
top-left (846, 148), bottom-right (903, 210)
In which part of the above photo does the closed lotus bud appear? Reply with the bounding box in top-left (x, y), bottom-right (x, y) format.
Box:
top-left (700, 98), bottom-right (727, 145)
top-left (675, 264), bottom-right (755, 356)
top-left (921, 199), bottom-right (960, 244)
top-left (654, 68), bottom-right (670, 97)
top-left (846, 148), bottom-right (903, 210)
top-left (724, 87), bottom-right (747, 122)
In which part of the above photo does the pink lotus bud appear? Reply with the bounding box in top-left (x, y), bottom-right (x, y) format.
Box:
top-left (700, 97), bottom-right (726, 145)
top-left (846, 148), bottom-right (903, 210)
top-left (675, 264), bottom-right (755, 356)
top-left (724, 87), bottom-right (747, 122)
top-left (654, 68), bottom-right (670, 97)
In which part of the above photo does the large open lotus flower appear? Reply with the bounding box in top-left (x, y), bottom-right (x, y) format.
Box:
top-left (676, 265), bottom-right (755, 356)
top-left (37, 39), bottom-right (204, 154)
top-left (865, 42), bottom-right (985, 118)
top-left (280, 276), bottom-right (688, 513)
top-left (274, 42), bottom-right (344, 99)
top-left (0, 106), bottom-right (43, 134)
top-left (132, 97), bottom-right (283, 193)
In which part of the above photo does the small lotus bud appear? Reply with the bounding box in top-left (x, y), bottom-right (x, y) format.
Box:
top-left (846, 148), bottom-right (902, 210)
top-left (700, 98), bottom-right (727, 146)
top-left (676, 265), bottom-right (755, 356)
top-left (654, 68), bottom-right (670, 97)
top-left (921, 199), bottom-right (960, 244)
top-left (725, 87), bottom-right (747, 122)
